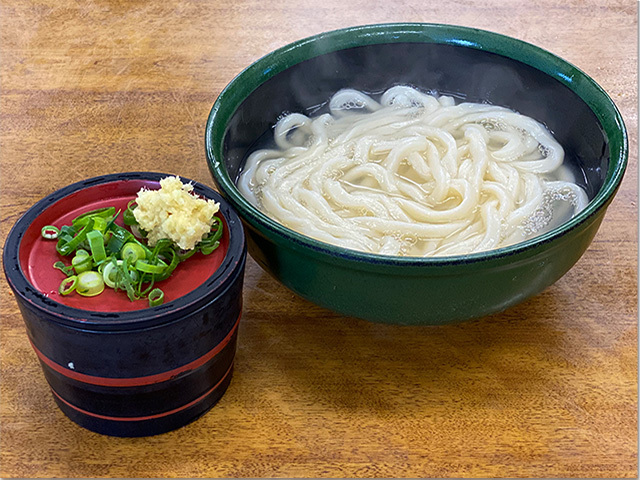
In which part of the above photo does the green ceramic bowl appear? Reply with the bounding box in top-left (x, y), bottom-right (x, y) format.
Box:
top-left (205, 23), bottom-right (627, 325)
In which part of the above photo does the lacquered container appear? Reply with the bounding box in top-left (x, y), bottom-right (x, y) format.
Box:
top-left (3, 172), bottom-right (246, 436)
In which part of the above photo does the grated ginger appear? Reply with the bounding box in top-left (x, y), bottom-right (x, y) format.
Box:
top-left (133, 176), bottom-right (220, 251)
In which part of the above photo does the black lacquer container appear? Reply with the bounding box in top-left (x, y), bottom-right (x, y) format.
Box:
top-left (3, 172), bottom-right (246, 436)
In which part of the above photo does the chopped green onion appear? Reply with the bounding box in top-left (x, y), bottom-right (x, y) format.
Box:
top-left (105, 223), bottom-right (134, 256)
top-left (200, 241), bottom-right (220, 255)
top-left (97, 259), bottom-right (109, 275)
top-left (117, 258), bottom-right (140, 301)
top-left (76, 271), bottom-right (104, 297)
top-left (136, 276), bottom-right (155, 297)
top-left (197, 216), bottom-right (223, 255)
top-left (41, 225), bottom-right (60, 240)
top-left (71, 253), bottom-right (93, 274)
top-left (86, 230), bottom-right (106, 263)
top-left (102, 260), bottom-right (120, 288)
top-left (55, 225), bottom-right (77, 251)
top-left (105, 209), bottom-right (121, 230)
top-left (58, 275), bottom-right (78, 295)
top-left (135, 259), bottom-right (167, 274)
top-left (72, 207), bottom-right (116, 228)
top-left (91, 217), bottom-right (108, 234)
top-left (102, 259), bottom-right (138, 288)
top-left (123, 201), bottom-right (138, 226)
top-left (53, 261), bottom-right (75, 277)
top-left (148, 288), bottom-right (164, 307)
top-left (177, 249), bottom-right (196, 261)
top-left (155, 249), bottom-right (179, 282)
top-left (56, 219), bottom-right (94, 256)
top-left (121, 242), bottom-right (146, 263)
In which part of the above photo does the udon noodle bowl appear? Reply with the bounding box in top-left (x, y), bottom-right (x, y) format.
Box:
top-left (238, 86), bottom-right (588, 257)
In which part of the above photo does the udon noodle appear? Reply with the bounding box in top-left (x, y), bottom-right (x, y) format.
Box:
top-left (238, 86), bottom-right (588, 257)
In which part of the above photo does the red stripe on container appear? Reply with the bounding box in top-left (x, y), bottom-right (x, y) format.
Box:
top-left (30, 313), bottom-right (240, 387)
top-left (50, 362), bottom-right (233, 422)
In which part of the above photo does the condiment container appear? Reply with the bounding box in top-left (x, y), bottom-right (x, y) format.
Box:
top-left (3, 172), bottom-right (246, 436)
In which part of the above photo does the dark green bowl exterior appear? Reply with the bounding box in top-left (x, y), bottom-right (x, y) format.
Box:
top-left (206, 23), bottom-right (627, 325)
top-left (242, 211), bottom-right (606, 325)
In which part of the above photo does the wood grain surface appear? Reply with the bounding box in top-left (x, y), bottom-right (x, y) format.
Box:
top-left (1, 0), bottom-right (637, 477)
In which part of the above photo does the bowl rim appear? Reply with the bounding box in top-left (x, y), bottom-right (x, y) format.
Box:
top-left (205, 22), bottom-right (628, 267)
top-left (3, 172), bottom-right (246, 330)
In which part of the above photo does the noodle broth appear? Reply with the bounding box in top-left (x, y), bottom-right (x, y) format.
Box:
top-left (236, 87), bottom-right (592, 257)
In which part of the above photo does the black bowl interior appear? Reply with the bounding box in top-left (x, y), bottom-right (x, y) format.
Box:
top-left (222, 42), bottom-right (608, 200)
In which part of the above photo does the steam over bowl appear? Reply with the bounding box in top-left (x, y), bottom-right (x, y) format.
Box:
top-left (205, 23), bottom-right (627, 325)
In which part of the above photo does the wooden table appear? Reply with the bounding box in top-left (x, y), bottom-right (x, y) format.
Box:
top-left (1, 1), bottom-right (637, 477)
